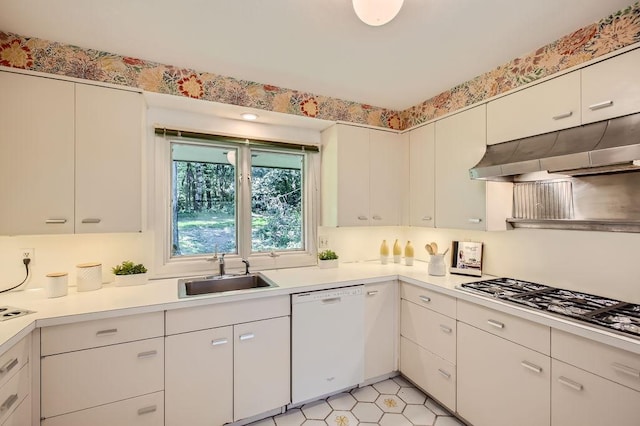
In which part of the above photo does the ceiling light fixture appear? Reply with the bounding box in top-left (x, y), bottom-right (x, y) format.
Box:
top-left (241, 112), bottom-right (258, 121)
top-left (352, 0), bottom-right (404, 26)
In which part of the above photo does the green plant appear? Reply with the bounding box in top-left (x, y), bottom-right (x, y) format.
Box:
top-left (318, 249), bottom-right (339, 260)
top-left (112, 260), bottom-right (147, 275)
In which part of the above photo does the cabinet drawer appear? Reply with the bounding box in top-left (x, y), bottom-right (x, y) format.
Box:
top-left (457, 299), bottom-right (550, 355)
top-left (551, 359), bottom-right (639, 426)
top-left (552, 329), bottom-right (640, 392)
top-left (401, 300), bottom-right (456, 363)
top-left (0, 364), bottom-right (29, 426)
top-left (166, 295), bottom-right (289, 335)
top-left (401, 282), bottom-right (456, 318)
top-left (42, 391), bottom-right (164, 426)
top-left (1, 393), bottom-right (30, 426)
top-left (0, 335), bottom-right (29, 389)
top-left (400, 337), bottom-right (456, 412)
top-left (42, 337), bottom-right (164, 418)
top-left (41, 311), bottom-right (164, 355)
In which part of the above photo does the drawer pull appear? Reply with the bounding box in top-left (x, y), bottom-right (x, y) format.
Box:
top-left (367, 290), bottom-right (379, 296)
top-left (468, 218), bottom-right (482, 223)
top-left (588, 100), bottom-right (614, 111)
top-left (487, 319), bottom-right (505, 329)
top-left (211, 338), bottom-right (228, 346)
top-left (438, 368), bottom-right (451, 379)
top-left (419, 295), bottom-right (431, 303)
top-left (357, 215), bottom-right (368, 221)
top-left (558, 376), bottom-right (583, 391)
top-left (0, 394), bottom-right (18, 413)
top-left (611, 362), bottom-right (640, 378)
top-left (552, 111), bottom-right (573, 120)
top-left (96, 328), bottom-right (118, 337)
top-left (137, 405), bottom-right (157, 415)
top-left (0, 358), bottom-right (18, 375)
top-left (239, 333), bottom-right (255, 341)
top-left (521, 361), bottom-right (542, 374)
top-left (81, 218), bottom-right (101, 224)
top-left (45, 219), bottom-right (67, 224)
top-left (137, 350), bottom-right (158, 359)
top-left (422, 216), bottom-right (433, 221)
top-left (372, 215), bottom-right (382, 220)
top-left (439, 325), bottom-right (452, 334)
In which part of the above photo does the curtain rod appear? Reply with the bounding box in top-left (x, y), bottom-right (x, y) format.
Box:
top-left (154, 127), bottom-right (320, 153)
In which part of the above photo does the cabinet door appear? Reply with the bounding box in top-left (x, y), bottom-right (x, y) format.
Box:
top-left (0, 72), bottom-right (75, 235)
top-left (1, 394), bottom-right (30, 426)
top-left (435, 105), bottom-right (488, 230)
top-left (457, 322), bottom-right (550, 426)
top-left (336, 125), bottom-right (370, 226)
top-left (408, 124), bottom-right (435, 227)
top-left (234, 316), bottom-right (290, 421)
top-left (551, 359), bottom-right (640, 426)
top-left (582, 48), bottom-right (640, 124)
top-left (369, 130), bottom-right (402, 226)
top-left (165, 326), bottom-right (233, 426)
top-left (487, 71), bottom-right (581, 144)
top-left (364, 281), bottom-right (397, 380)
top-left (75, 84), bottom-right (143, 233)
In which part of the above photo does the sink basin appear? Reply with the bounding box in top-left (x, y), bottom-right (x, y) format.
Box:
top-left (178, 273), bottom-right (277, 298)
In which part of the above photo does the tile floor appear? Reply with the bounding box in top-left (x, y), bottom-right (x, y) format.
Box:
top-left (249, 376), bottom-right (466, 426)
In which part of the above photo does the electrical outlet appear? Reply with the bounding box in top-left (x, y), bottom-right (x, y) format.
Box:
top-left (20, 248), bottom-right (34, 261)
top-left (318, 236), bottom-right (329, 249)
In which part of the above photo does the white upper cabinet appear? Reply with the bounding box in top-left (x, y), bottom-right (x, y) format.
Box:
top-left (435, 105), bottom-right (511, 231)
top-left (0, 72), bottom-right (75, 235)
top-left (408, 123), bottom-right (435, 227)
top-left (582, 48), bottom-right (640, 124)
top-left (321, 124), bottom-right (403, 227)
top-left (487, 71), bottom-right (581, 145)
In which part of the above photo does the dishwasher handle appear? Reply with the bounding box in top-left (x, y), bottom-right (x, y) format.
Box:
top-left (322, 297), bottom-right (341, 304)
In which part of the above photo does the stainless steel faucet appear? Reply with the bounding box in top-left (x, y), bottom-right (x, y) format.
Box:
top-left (219, 253), bottom-right (225, 276)
top-left (241, 258), bottom-right (250, 275)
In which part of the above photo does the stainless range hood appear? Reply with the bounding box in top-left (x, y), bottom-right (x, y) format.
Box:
top-left (470, 112), bottom-right (640, 181)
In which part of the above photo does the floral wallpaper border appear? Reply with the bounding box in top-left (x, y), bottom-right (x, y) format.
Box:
top-left (0, 2), bottom-right (639, 131)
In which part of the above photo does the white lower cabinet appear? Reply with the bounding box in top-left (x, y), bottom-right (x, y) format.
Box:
top-left (364, 281), bottom-right (397, 381)
top-left (457, 322), bottom-right (550, 426)
top-left (1, 394), bottom-right (31, 426)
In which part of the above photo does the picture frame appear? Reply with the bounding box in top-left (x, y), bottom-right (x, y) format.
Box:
top-left (450, 241), bottom-right (483, 277)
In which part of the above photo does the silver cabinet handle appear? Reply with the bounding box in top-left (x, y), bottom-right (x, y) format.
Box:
top-left (611, 362), bottom-right (640, 378)
top-left (439, 325), bottom-right (452, 334)
top-left (372, 215), bottom-right (382, 220)
top-left (438, 368), bottom-right (451, 379)
top-left (468, 218), bottom-right (482, 223)
top-left (487, 319), bottom-right (505, 329)
top-left (45, 219), bottom-right (67, 224)
top-left (521, 361), bottom-right (543, 373)
top-left (558, 376), bottom-right (584, 391)
top-left (137, 350), bottom-right (158, 359)
top-left (422, 216), bottom-right (432, 221)
top-left (419, 295), bottom-right (431, 303)
top-left (137, 405), bottom-right (157, 415)
top-left (357, 215), bottom-right (368, 221)
top-left (96, 328), bottom-right (118, 337)
top-left (588, 100), bottom-right (614, 110)
top-left (0, 358), bottom-right (18, 375)
top-left (552, 111), bottom-right (573, 120)
top-left (0, 394), bottom-right (18, 413)
top-left (81, 218), bottom-right (101, 224)
top-left (211, 338), bottom-right (228, 346)
top-left (367, 290), bottom-right (379, 296)
top-left (239, 333), bottom-right (255, 341)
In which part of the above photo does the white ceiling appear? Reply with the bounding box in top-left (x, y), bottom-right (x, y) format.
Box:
top-left (0, 0), bottom-right (633, 111)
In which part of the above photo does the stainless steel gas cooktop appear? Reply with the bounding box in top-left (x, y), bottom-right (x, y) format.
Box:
top-left (0, 306), bottom-right (35, 322)
top-left (458, 278), bottom-right (640, 339)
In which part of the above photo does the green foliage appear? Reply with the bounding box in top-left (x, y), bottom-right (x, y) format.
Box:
top-left (318, 249), bottom-right (339, 260)
top-left (112, 261), bottom-right (147, 275)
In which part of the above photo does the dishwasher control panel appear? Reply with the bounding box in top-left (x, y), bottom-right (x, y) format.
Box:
top-left (292, 285), bottom-right (363, 303)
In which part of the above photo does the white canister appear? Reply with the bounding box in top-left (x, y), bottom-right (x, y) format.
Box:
top-left (76, 262), bottom-right (102, 292)
top-left (428, 254), bottom-right (446, 276)
top-left (45, 272), bottom-right (68, 298)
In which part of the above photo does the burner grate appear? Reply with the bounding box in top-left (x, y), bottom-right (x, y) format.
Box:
top-left (0, 306), bottom-right (35, 322)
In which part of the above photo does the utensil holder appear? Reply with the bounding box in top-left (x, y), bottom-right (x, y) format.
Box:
top-left (428, 254), bottom-right (446, 276)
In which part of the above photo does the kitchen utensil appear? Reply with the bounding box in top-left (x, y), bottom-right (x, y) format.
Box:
top-left (425, 244), bottom-right (434, 255)
top-left (430, 242), bottom-right (438, 254)
top-left (443, 247), bottom-right (450, 256)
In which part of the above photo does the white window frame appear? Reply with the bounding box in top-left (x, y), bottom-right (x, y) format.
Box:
top-left (152, 133), bottom-right (319, 278)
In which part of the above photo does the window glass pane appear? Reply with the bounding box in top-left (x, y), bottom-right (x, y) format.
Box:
top-left (251, 150), bottom-right (304, 252)
top-left (171, 142), bottom-right (237, 256)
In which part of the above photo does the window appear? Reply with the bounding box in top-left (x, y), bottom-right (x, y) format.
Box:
top-left (154, 130), bottom-right (318, 277)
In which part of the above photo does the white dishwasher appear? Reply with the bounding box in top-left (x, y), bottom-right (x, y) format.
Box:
top-left (291, 285), bottom-right (364, 405)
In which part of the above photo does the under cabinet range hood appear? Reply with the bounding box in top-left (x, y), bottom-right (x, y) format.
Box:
top-left (470, 112), bottom-right (640, 181)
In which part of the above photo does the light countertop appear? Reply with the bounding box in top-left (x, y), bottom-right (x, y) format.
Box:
top-left (0, 260), bottom-right (638, 355)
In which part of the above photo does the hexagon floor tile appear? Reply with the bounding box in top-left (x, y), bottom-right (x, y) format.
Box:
top-left (247, 375), bottom-right (466, 426)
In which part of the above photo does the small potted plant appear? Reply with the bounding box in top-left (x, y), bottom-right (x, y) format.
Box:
top-left (112, 260), bottom-right (148, 287)
top-left (318, 249), bottom-right (339, 269)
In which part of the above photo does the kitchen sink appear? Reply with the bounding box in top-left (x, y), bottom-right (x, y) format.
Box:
top-left (178, 273), bottom-right (277, 298)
